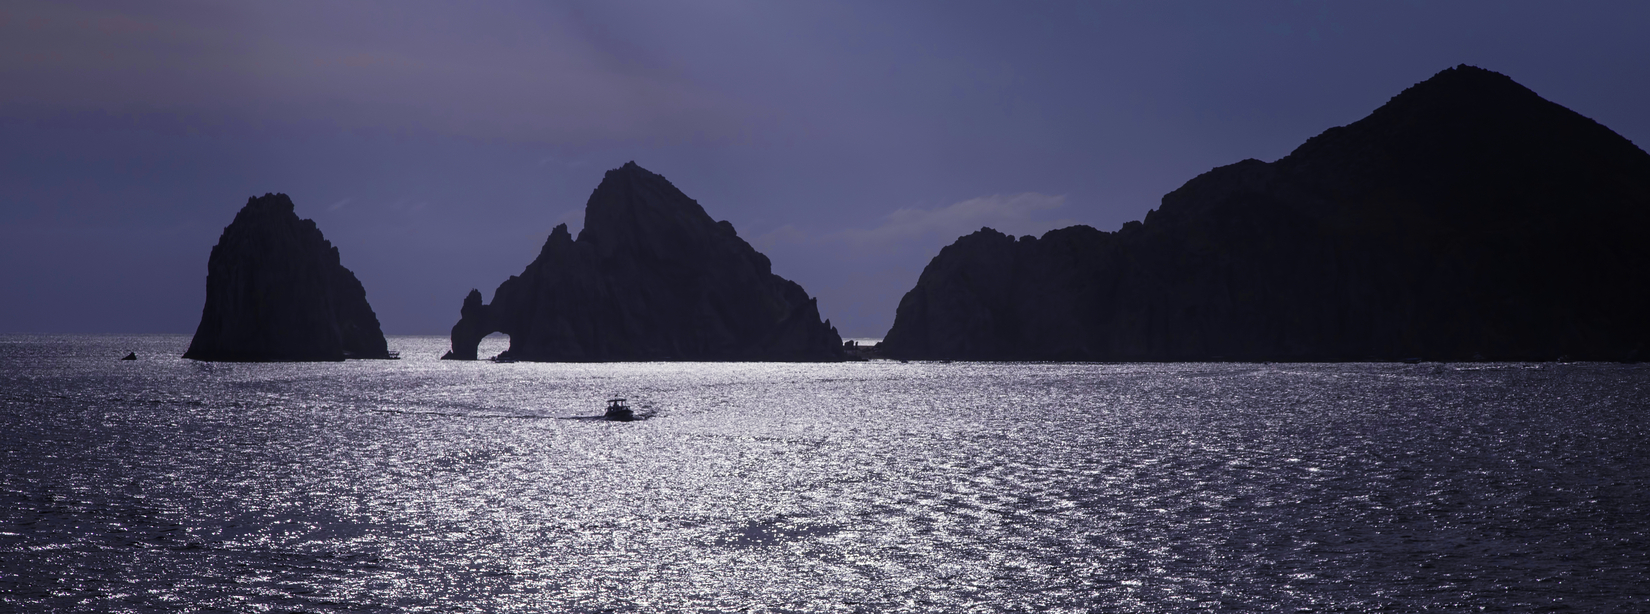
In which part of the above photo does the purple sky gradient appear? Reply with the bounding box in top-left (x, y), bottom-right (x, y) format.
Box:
top-left (4, 1), bottom-right (1648, 337)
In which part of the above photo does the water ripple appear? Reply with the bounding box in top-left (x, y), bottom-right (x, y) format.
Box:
top-left (2, 335), bottom-right (1647, 611)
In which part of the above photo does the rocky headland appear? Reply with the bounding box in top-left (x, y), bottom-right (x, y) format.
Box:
top-left (444, 162), bottom-right (846, 362)
top-left (881, 65), bottom-right (1650, 362)
top-left (184, 194), bottom-right (391, 361)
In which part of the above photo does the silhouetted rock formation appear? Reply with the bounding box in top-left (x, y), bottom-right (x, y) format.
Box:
top-left (442, 289), bottom-right (493, 361)
top-left (882, 65), bottom-right (1650, 362)
top-left (444, 162), bottom-right (846, 362)
top-left (184, 194), bottom-right (391, 362)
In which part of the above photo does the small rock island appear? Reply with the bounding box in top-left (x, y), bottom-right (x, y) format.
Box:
top-left (183, 193), bottom-right (391, 362)
top-left (444, 162), bottom-right (846, 362)
top-left (881, 65), bottom-right (1650, 362)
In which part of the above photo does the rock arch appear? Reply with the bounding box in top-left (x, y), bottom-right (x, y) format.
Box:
top-left (440, 289), bottom-right (498, 360)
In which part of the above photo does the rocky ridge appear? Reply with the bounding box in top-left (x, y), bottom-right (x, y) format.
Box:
top-left (880, 65), bottom-right (1650, 361)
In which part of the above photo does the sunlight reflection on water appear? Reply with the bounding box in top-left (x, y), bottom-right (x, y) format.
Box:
top-left (2, 335), bottom-right (1648, 612)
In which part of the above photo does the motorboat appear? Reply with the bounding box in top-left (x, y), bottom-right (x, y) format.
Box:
top-left (604, 398), bottom-right (634, 421)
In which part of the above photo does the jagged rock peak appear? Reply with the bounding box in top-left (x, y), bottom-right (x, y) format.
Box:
top-left (1308, 65), bottom-right (1540, 137)
top-left (1391, 64), bottom-right (1530, 102)
top-left (184, 193), bottom-right (390, 362)
top-left (237, 191), bottom-right (298, 215)
top-left (445, 162), bottom-right (846, 362)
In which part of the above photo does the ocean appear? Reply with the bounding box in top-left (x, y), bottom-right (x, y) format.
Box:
top-left (2, 334), bottom-right (1647, 612)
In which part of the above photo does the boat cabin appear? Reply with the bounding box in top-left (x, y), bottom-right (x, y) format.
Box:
top-left (605, 398), bottom-right (634, 421)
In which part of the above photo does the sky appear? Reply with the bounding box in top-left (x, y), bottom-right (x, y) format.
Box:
top-left (3, 1), bottom-right (1648, 338)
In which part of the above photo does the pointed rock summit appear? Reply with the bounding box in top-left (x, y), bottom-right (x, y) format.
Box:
top-left (445, 162), bottom-right (845, 361)
top-left (184, 193), bottom-right (390, 362)
top-left (882, 65), bottom-right (1650, 361)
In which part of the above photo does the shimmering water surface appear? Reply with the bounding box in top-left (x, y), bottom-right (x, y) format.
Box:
top-left (3, 335), bottom-right (1647, 612)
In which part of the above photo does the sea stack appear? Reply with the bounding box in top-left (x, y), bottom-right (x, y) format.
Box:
top-left (881, 65), bottom-right (1650, 362)
top-left (183, 193), bottom-right (391, 361)
top-left (444, 162), bottom-right (846, 362)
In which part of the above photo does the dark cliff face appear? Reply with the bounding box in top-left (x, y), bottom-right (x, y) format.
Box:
top-left (446, 162), bottom-right (845, 362)
top-left (184, 194), bottom-right (390, 362)
top-left (882, 65), bottom-right (1650, 362)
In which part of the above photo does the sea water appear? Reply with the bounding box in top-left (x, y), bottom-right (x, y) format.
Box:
top-left (2, 335), bottom-right (1647, 612)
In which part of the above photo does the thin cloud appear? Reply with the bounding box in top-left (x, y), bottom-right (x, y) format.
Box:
top-left (831, 192), bottom-right (1075, 248)
top-left (751, 223), bottom-right (807, 252)
top-left (0, 1), bottom-right (762, 144)
top-left (751, 192), bottom-right (1080, 255)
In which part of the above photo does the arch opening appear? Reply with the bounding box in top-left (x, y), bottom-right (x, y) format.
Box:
top-left (477, 333), bottom-right (511, 361)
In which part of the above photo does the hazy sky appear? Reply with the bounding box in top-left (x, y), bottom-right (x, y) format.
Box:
top-left (4, 1), bottom-right (1648, 337)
